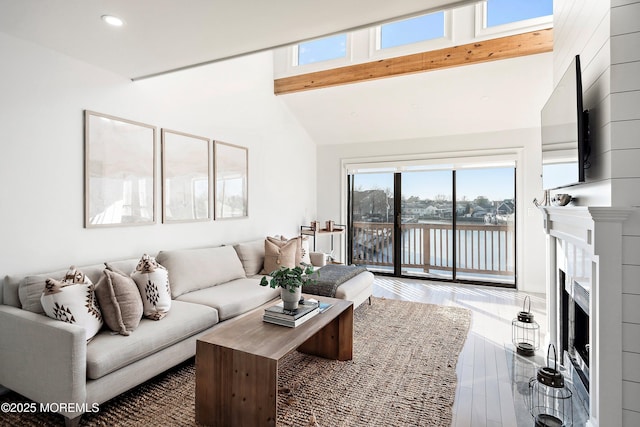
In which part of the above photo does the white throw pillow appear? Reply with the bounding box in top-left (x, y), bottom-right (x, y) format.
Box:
top-left (40, 267), bottom-right (103, 341)
top-left (300, 237), bottom-right (311, 266)
top-left (130, 254), bottom-right (171, 320)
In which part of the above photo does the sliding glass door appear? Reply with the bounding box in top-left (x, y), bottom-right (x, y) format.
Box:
top-left (455, 168), bottom-right (515, 284)
top-left (349, 173), bottom-right (395, 274)
top-left (400, 170), bottom-right (453, 279)
top-left (348, 166), bottom-right (516, 286)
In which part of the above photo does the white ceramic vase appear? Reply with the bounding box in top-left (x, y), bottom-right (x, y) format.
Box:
top-left (281, 286), bottom-right (302, 310)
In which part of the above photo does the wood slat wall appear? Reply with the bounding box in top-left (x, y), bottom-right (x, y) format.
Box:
top-left (274, 28), bottom-right (553, 95)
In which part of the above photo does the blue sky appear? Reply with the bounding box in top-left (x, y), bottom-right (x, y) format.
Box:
top-left (487, 0), bottom-right (553, 27)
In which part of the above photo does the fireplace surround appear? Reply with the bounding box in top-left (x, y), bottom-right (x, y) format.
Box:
top-left (540, 206), bottom-right (631, 427)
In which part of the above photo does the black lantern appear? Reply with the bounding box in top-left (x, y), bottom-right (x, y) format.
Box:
top-left (512, 295), bottom-right (540, 356)
top-left (528, 344), bottom-right (573, 426)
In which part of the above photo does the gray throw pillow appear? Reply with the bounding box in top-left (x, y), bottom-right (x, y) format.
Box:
top-left (95, 265), bottom-right (144, 336)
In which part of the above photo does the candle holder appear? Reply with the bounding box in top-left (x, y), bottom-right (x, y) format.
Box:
top-left (512, 295), bottom-right (540, 356)
top-left (528, 344), bottom-right (573, 426)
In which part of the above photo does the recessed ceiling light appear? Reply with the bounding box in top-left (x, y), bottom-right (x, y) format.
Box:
top-left (101, 15), bottom-right (124, 27)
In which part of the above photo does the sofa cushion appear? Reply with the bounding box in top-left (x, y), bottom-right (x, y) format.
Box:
top-left (86, 300), bottom-right (218, 380)
top-left (17, 259), bottom-right (139, 313)
top-left (19, 269), bottom-right (69, 313)
top-left (2, 275), bottom-right (21, 308)
top-left (41, 277), bottom-right (103, 341)
top-left (262, 237), bottom-right (297, 274)
top-left (95, 267), bottom-right (144, 336)
top-left (156, 246), bottom-right (246, 298)
top-left (131, 254), bottom-right (171, 320)
top-left (176, 278), bottom-right (279, 321)
top-left (233, 239), bottom-right (265, 276)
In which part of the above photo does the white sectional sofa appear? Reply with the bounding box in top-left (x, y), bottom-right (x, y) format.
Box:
top-left (0, 238), bottom-right (374, 426)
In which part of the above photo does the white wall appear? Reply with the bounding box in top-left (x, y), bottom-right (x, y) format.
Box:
top-left (316, 128), bottom-right (548, 294)
top-left (611, 1), bottom-right (640, 424)
top-left (0, 32), bottom-right (317, 278)
top-left (551, 0), bottom-right (612, 206)
top-left (554, 0), bottom-right (640, 424)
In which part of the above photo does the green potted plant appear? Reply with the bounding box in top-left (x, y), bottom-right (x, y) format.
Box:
top-left (260, 264), bottom-right (315, 310)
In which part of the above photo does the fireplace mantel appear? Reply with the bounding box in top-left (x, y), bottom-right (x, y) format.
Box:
top-left (540, 206), bottom-right (632, 427)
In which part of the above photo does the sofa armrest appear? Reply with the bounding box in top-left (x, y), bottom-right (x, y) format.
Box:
top-left (0, 305), bottom-right (87, 407)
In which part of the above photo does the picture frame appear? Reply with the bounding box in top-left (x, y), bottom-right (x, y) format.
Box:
top-left (161, 129), bottom-right (211, 223)
top-left (214, 141), bottom-right (248, 219)
top-left (84, 110), bottom-right (156, 227)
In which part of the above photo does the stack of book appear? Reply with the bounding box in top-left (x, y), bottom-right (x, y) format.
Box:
top-left (263, 299), bottom-right (333, 327)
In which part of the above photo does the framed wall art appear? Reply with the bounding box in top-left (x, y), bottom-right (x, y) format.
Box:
top-left (84, 110), bottom-right (156, 227)
top-left (161, 129), bottom-right (211, 222)
top-left (214, 141), bottom-right (248, 219)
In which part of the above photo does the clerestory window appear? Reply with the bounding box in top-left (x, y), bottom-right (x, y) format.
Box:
top-left (378, 11), bottom-right (446, 50)
top-left (481, 0), bottom-right (553, 29)
top-left (295, 33), bottom-right (347, 66)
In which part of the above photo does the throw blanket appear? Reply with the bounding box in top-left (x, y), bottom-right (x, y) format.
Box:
top-left (303, 264), bottom-right (368, 297)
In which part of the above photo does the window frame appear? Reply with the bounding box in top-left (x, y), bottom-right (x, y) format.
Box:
top-left (369, 10), bottom-right (453, 60)
top-left (474, 0), bottom-right (553, 39)
top-left (290, 33), bottom-right (352, 72)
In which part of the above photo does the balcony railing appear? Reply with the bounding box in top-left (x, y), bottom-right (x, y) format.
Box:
top-left (351, 221), bottom-right (515, 277)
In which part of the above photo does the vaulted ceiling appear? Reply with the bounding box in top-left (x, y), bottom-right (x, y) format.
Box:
top-left (0, 0), bottom-right (478, 79)
top-left (0, 0), bottom-right (553, 145)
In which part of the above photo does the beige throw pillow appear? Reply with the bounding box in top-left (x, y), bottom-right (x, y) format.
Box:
top-left (262, 237), bottom-right (298, 275)
top-left (278, 235), bottom-right (311, 267)
top-left (95, 266), bottom-right (144, 336)
top-left (233, 239), bottom-right (266, 276)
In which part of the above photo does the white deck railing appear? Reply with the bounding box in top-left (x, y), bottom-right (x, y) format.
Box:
top-left (351, 221), bottom-right (515, 276)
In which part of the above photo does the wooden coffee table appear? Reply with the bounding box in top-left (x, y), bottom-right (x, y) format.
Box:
top-left (195, 296), bottom-right (353, 426)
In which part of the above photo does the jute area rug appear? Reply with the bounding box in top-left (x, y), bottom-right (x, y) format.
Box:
top-left (0, 297), bottom-right (471, 427)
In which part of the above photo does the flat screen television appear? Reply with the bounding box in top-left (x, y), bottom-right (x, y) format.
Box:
top-left (541, 54), bottom-right (590, 190)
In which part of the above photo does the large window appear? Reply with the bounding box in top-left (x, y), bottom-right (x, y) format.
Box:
top-left (379, 11), bottom-right (445, 49)
top-left (296, 34), bottom-right (347, 66)
top-left (348, 164), bottom-right (516, 286)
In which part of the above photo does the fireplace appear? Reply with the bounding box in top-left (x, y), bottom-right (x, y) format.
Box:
top-left (559, 269), bottom-right (590, 408)
top-left (540, 206), bottom-right (631, 427)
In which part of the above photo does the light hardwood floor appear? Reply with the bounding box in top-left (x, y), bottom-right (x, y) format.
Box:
top-left (371, 275), bottom-right (548, 427)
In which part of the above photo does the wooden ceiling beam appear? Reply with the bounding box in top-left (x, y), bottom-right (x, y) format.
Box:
top-left (274, 28), bottom-right (553, 95)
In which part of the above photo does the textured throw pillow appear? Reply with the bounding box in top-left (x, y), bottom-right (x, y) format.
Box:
top-left (278, 235), bottom-right (310, 267)
top-left (40, 267), bottom-right (103, 341)
top-left (95, 265), bottom-right (144, 336)
top-left (130, 254), bottom-right (171, 320)
top-left (279, 235), bottom-right (302, 266)
top-left (262, 237), bottom-right (298, 274)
